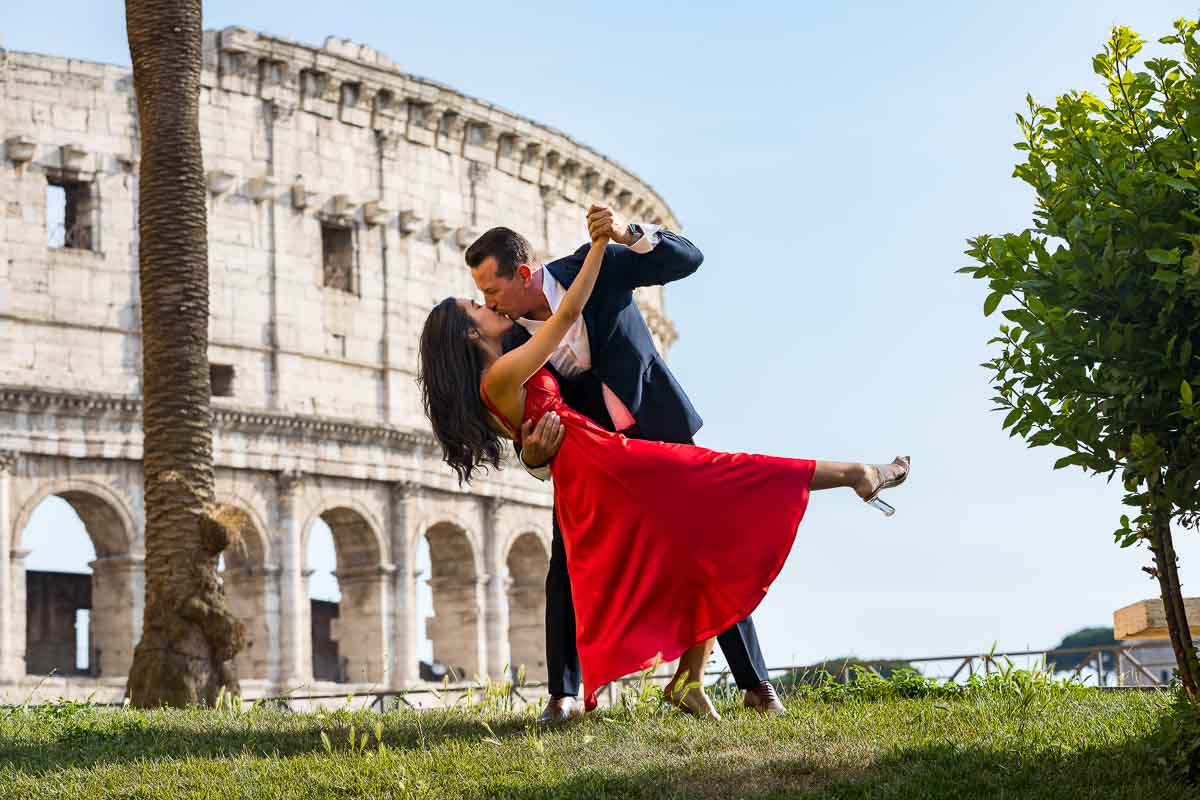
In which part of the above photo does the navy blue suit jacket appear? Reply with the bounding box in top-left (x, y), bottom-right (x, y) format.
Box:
top-left (502, 231), bottom-right (704, 445)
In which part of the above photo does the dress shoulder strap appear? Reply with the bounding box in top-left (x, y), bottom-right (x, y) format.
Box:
top-left (479, 376), bottom-right (521, 441)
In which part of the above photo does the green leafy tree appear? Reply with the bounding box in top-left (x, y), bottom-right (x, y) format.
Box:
top-left (1049, 626), bottom-right (1117, 674)
top-left (961, 21), bottom-right (1200, 701)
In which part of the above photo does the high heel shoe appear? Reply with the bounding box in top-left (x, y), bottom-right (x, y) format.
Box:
top-left (864, 456), bottom-right (910, 517)
top-left (663, 681), bottom-right (721, 721)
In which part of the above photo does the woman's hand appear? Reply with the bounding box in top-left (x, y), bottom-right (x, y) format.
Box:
top-left (587, 204), bottom-right (631, 245)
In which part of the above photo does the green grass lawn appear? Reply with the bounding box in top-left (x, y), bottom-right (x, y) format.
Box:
top-left (0, 681), bottom-right (1186, 799)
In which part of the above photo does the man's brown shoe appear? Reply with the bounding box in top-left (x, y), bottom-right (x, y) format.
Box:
top-left (744, 681), bottom-right (785, 716)
top-left (536, 695), bottom-right (582, 725)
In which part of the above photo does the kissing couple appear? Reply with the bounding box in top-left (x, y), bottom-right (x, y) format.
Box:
top-left (418, 205), bottom-right (910, 720)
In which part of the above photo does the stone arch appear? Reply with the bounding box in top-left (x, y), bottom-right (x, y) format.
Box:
top-left (505, 531), bottom-right (549, 683)
top-left (213, 497), bottom-right (275, 683)
top-left (489, 501), bottom-right (551, 578)
top-left (421, 520), bottom-right (484, 682)
top-left (496, 524), bottom-right (551, 578)
top-left (302, 499), bottom-right (387, 571)
top-left (408, 508), bottom-right (485, 580)
top-left (12, 480), bottom-right (140, 680)
top-left (301, 502), bottom-right (390, 685)
top-left (13, 479), bottom-right (137, 557)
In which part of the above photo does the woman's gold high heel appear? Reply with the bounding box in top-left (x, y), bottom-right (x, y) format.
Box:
top-left (864, 456), bottom-right (911, 517)
top-left (663, 680), bottom-right (722, 721)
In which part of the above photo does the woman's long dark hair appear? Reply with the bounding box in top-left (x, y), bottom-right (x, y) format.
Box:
top-left (418, 297), bottom-right (504, 484)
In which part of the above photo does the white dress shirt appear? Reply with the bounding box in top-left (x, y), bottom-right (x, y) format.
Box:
top-left (516, 225), bottom-right (662, 480)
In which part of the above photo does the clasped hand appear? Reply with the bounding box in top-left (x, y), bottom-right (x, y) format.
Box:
top-left (587, 204), bottom-right (635, 245)
top-left (521, 411), bottom-right (565, 468)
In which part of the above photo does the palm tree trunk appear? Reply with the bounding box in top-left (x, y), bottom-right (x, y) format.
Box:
top-left (124, 0), bottom-right (245, 707)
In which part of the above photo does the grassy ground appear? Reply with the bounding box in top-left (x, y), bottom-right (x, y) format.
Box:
top-left (0, 678), bottom-right (1187, 799)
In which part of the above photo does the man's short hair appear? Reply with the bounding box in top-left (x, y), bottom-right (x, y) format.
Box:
top-left (465, 227), bottom-right (535, 279)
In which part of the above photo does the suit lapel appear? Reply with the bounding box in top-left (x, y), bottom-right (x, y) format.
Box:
top-left (545, 260), bottom-right (572, 289)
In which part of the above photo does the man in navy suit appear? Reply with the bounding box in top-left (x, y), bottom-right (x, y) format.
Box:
top-left (466, 205), bottom-right (784, 722)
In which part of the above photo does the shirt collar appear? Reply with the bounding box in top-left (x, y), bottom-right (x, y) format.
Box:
top-left (516, 267), bottom-right (563, 331)
top-left (538, 266), bottom-right (564, 311)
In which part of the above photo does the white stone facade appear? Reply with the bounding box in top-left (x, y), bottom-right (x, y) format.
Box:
top-left (0, 28), bottom-right (681, 699)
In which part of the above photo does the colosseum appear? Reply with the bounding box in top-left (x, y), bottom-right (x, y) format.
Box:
top-left (0, 27), bottom-right (681, 702)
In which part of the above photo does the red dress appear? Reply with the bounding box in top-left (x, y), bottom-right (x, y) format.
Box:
top-left (483, 368), bottom-right (815, 710)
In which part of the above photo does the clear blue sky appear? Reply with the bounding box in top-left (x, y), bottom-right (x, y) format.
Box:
top-left (9, 1), bottom-right (1200, 672)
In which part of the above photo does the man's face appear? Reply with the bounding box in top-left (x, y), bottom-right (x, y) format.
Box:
top-left (470, 256), bottom-right (531, 319)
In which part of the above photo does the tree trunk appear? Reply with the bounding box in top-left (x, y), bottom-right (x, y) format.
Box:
top-left (1148, 507), bottom-right (1200, 702)
top-left (125, 0), bottom-right (245, 707)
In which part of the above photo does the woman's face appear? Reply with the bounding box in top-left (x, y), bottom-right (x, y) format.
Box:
top-left (459, 298), bottom-right (513, 341)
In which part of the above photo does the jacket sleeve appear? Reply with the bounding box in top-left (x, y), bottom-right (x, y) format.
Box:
top-left (607, 230), bottom-right (703, 290)
top-left (560, 231), bottom-right (703, 292)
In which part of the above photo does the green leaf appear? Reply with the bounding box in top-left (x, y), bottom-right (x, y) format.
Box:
top-left (1002, 407), bottom-right (1023, 429)
top-left (1182, 380), bottom-right (1193, 406)
top-left (1164, 177), bottom-right (1196, 191)
top-left (1028, 430), bottom-right (1058, 447)
top-left (1147, 248), bottom-right (1180, 264)
top-left (983, 291), bottom-right (1004, 317)
top-left (1152, 268), bottom-right (1180, 287)
top-left (1054, 453), bottom-right (1087, 470)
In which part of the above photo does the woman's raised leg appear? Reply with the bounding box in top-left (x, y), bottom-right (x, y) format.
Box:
top-left (811, 457), bottom-right (910, 501)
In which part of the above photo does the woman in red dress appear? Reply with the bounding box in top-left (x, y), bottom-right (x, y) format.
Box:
top-left (418, 234), bottom-right (909, 718)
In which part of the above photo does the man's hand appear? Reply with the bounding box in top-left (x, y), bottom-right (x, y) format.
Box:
top-left (520, 411), bottom-right (565, 468)
top-left (587, 204), bottom-right (636, 246)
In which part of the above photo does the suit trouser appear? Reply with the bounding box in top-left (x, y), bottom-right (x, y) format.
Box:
top-left (545, 510), bottom-right (771, 697)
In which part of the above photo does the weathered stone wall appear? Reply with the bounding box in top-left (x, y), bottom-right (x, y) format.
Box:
top-left (0, 28), bottom-right (684, 700)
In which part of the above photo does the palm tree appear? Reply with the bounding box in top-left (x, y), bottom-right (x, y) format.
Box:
top-left (125, 0), bottom-right (246, 707)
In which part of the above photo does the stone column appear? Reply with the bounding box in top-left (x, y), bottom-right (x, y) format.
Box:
top-left (334, 563), bottom-right (394, 685)
top-left (388, 483), bottom-right (417, 688)
top-left (260, 565), bottom-right (282, 682)
top-left (263, 99), bottom-right (295, 411)
top-left (88, 554), bottom-right (144, 678)
top-left (507, 576), bottom-right (545, 683)
top-left (473, 577), bottom-right (490, 680)
top-left (225, 563), bottom-right (279, 681)
top-left (8, 548), bottom-right (30, 678)
top-left (426, 574), bottom-right (487, 682)
top-left (0, 451), bottom-right (16, 681)
top-left (275, 470), bottom-right (307, 687)
top-left (483, 498), bottom-right (510, 679)
top-left (300, 566), bottom-right (315, 681)
top-left (485, 573), bottom-right (512, 679)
